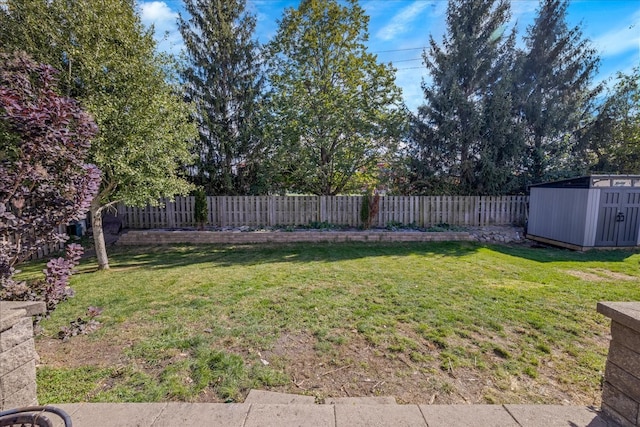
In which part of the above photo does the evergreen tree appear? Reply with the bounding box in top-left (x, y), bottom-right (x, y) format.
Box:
top-left (265, 0), bottom-right (405, 196)
top-left (178, 0), bottom-right (264, 195)
top-left (412, 0), bottom-right (518, 195)
top-left (515, 0), bottom-right (600, 185)
top-left (582, 67), bottom-right (640, 173)
top-left (476, 45), bottom-right (524, 195)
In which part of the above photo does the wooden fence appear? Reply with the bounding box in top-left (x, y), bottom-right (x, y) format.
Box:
top-left (4, 225), bottom-right (67, 261)
top-left (117, 195), bottom-right (528, 229)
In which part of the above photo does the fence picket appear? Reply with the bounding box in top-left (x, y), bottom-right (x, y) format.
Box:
top-left (116, 195), bottom-right (528, 230)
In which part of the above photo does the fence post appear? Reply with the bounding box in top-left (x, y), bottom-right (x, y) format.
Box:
top-left (319, 196), bottom-right (326, 223)
top-left (166, 199), bottom-right (175, 228)
top-left (268, 196), bottom-right (275, 226)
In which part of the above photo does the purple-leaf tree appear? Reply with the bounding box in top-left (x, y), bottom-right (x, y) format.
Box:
top-left (0, 52), bottom-right (101, 311)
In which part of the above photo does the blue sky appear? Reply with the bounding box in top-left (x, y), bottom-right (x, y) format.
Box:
top-left (138, 0), bottom-right (640, 111)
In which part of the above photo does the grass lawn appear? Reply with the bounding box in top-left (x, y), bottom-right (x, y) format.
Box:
top-left (23, 241), bottom-right (640, 405)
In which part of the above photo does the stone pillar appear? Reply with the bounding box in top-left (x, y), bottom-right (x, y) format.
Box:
top-left (0, 301), bottom-right (46, 410)
top-left (597, 302), bottom-right (640, 427)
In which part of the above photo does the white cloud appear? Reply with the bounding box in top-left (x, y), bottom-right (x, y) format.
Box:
top-left (592, 12), bottom-right (640, 59)
top-left (377, 1), bottom-right (432, 41)
top-left (138, 1), bottom-right (183, 54)
top-left (140, 1), bottom-right (177, 25)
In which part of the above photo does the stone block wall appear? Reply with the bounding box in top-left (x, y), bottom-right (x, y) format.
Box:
top-left (116, 230), bottom-right (473, 246)
top-left (0, 301), bottom-right (45, 410)
top-left (598, 302), bottom-right (640, 426)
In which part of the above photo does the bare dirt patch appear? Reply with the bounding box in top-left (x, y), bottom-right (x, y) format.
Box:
top-left (254, 330), bottom-right (598, 405)
top-left (564, 270), bottom-right (607, 282)
top-left (565, 268), bottom-right (638, 282)
top-left (590, 268), bottom-right (637, 282)
top-left (36, 335), bottom-right (128, 369)
top-left (35, 326), bottom-right (604, 405)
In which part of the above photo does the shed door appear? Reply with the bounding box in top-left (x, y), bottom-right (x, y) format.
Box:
top-left (595, 190), bottom-right (640, 246)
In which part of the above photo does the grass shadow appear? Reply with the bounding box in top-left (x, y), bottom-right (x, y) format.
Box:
top-left (92, 240), bottom-right (481, 271)
top-left (489, 242), bottom-right (638, 263)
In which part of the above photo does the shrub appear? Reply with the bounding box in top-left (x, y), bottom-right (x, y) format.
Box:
top-left (193, 188), bottom-right (208, 230)
top-left (0, 52), bottom-right (100, 314)
top-left (360, 188), bottom-right (380, 229)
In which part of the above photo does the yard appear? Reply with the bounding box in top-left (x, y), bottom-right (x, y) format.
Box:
top-left (26, 241), bottom-right (640, 405)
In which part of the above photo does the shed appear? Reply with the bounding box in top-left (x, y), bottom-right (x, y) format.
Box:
top-left (527, 175), bottom-right (640, 250)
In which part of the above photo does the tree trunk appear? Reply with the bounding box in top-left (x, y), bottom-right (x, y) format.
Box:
top-left (90, 200), bottom-right (110, 270)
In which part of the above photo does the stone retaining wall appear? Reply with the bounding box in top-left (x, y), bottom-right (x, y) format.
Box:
top-left (116, 230), bottom-right (474, 246)
top-left (597, 302), bottom-right (640, 426)
top-left (0, 301), bottom-right (45, 410)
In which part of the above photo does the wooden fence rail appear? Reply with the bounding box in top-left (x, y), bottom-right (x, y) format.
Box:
top-left (117, 195), bottom-right (528, 229)
top-left (3, 225), bottom-right (67, 261)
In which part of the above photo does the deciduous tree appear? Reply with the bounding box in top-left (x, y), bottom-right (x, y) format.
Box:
top-left (265, 0), bottom-right (405, 196)
top-left (1, 0), bottom-right (197, 269)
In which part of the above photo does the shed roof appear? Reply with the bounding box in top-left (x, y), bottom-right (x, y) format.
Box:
top-left (530, 175), bottom-right (640, 189)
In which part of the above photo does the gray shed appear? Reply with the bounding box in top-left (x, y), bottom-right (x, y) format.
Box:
top-left (527, 175), bottom-right (640, 250)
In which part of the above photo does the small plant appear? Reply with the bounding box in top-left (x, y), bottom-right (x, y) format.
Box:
top-left (385, 220), bottom-right (403, 230)
top-left (193, 188), bottom-right (208, 230)
top-left (307, 221), bottom-right (341, 230)
top-left (426, 223), bottom-right (465, 232)
top-left (59, 306), bottom-right (103, 342)
top-left (360, 188), bottom-right (380, 229)
top-left (360, 192), bottom-right (370, 228)
top-left (1, 244), bottom-right (84, 316)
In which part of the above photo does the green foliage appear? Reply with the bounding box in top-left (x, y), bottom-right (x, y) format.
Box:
top-left (193, 188), bottom-right (208, 229)
top-left (179, 0), bottom-right (265, 195)
top-left (515, 0), bottom-right (600, 185)
top-left (406, 0), bottom-right (600, 194)
top-left (582, 67), bottom-right (640, 173)
top-left (265, 0), bottom-right (407, 195)
top-left (306, 221), bottom-right (342, 230)
top-left (37, 366), bottom-right (114, 403)
top-left (0, 0), bottom-right (197, 269)
top-left (409, 0), bottom-right (520, 195)
top-left (425, 223), bottom-right (465, 232)
top-left (191, 347), bottom-right (286, 401)
top-left (360, 191), bottom-right (370, 228)
top-left (360, 189), bottom-right (379, 229)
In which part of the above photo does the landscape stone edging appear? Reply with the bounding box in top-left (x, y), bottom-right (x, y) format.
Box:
top-left (0, 301), bottom-right (45, 410)
top-left (598, 301), bottom-right (640, 426)
top-left (116, 230), bottom-right (476, 246)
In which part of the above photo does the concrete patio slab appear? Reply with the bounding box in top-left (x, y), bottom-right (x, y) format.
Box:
top-left (69, 403), bottom-right (167, 427)
top-left (335, 404), bottom-right (426, 427)
top-left (152, 402), bottom-right (249, 426)
top-left (244, 403), bottom-right (334, 427)
top-left (245, 389), bottom-right (316, 404)
top-left (31, 400), bottom-right (619, 427)
top-left (419, 404), bottom-right (519, 427)
top-left (326, 396), bottom-right (397, 405)
top-left (51, 404), bottom-right (84, 427)
top-left (504, 404), bottom-right (613, 427)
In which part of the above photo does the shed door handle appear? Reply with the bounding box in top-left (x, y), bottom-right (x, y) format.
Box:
top-left (616, 212), bottom-right (625, 222)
